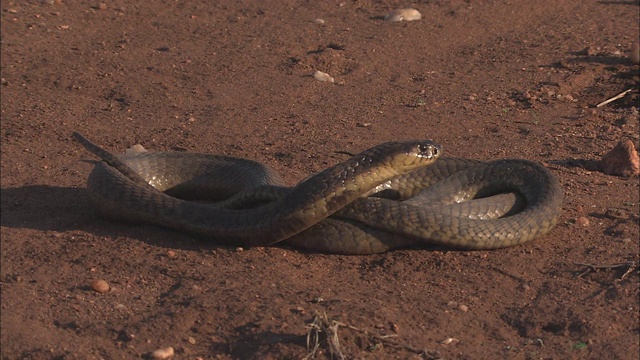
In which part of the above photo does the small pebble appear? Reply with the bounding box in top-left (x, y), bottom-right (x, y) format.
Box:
top-left (187, 336), bottom-right (196, 345)
top-left (99, 3), bottom-right (107, 10)
top-left (385, 9), bottom-right (422, 22)
top-left (125, 144), bottom-right (148, 155)
top-left (459, 304), bottom-right (469, 312)
top-left (313, 70), bottom-right (334, 83)
top-left (91, 279), bottom-right (110, 293)
top-left (440, 337), bottom-right (459, 345)
top-left (576, 216), bottom-right (590, 227)
top-left (151, 347), bottom-right (174, 359)
top-left (313, 18), bottom-right (325, 24)
top-left (598, 140), bottom-right (640, 177)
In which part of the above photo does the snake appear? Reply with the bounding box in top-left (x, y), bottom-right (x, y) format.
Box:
top-left (72, 132), bottom-right (563, 254)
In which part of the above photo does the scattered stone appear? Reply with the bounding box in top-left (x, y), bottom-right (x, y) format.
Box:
top-left (392, 322), bottom-right (400, 333)
top-left (91, 279), bottom-right (110, 293)
top-left (313, 70), bottom-right (334, 83)
top-left (167, 250), bottom-right (176, 257)
top-left (578, 46), bottom-right (600, 56)
top-left (598, 140), bottom-right (640, 177)
top-left (631, 40), bottom-right (639, 64)
top-left (99, 3), bottom-right (107, 10)
top-left (459, 304), bottom-right (469, 312)
top-left (313, 18), bottom-right (325, 24)
top-left (187, 336), bottom-right (196, 345)
top-left (125, 144), bottom-right (148, 155)
top-left (576, 216), bottom-right (590, 227)
top-left (150, 347), bottom-right (174, 359)
top-left (440, 337), bottom-right (459, 345)
top-left (385, 8), bottom-right (422, 22)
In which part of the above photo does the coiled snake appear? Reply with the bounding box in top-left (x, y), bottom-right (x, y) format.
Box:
top-left (73, 132), bottom-right (563, 254)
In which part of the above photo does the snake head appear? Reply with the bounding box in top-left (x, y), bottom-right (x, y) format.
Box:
top-left (386, 140), bottom-right (441, 172)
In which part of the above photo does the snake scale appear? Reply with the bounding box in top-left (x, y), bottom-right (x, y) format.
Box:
top-left (72, 132), bottom-right (563, 254)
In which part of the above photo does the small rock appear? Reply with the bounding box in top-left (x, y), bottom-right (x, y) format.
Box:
top-left (576, 216), bottom-right (590, 227)
top-left (313, 18), bottom-right (325, 24)
top-left (598, 140), bottom-right (640, 177)
top-left (579, 46), bottom-right (600, 56)
top-left (99, 3), bottom-right (107, 10)
top-left (125, 144), bottom-right (148, 155)
top-left (385, 8), bottom-right (422, 22)
top-left (440, 337), bottom-right (459, 345)
top-left (459, 304), bottom-right (469, 312)
top-left (151, 347), bottom-right (174, 359)
top-left (313, 70), bottom-right (334, 83)
top-left (187, 336), bottom-right (196, 345)
top-left (91, 279), bottom-right (110, 293)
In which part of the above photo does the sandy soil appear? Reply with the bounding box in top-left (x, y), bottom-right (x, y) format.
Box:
top-left (1, 1), bottom-right (639, 359)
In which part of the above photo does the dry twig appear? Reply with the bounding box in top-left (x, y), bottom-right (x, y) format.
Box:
top-left (595, 88), bottom-right (634, 108)
top-left (574, 261), bottom-right (638, 280)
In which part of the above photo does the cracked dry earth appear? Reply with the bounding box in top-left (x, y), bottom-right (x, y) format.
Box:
top-left (1, 1), bottom-right (639, 359)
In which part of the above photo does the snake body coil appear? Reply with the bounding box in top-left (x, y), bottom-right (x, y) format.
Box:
top-left (73, 132), bottom-right (563, 254)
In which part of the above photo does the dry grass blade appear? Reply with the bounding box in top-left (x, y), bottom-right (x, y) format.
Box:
top-left (303, 311), bottom-right (346, 360)
top-left (303, 311), bottom-right (439, 359)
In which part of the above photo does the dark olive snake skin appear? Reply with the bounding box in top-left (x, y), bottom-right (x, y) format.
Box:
top-left (72, 132), bottom-right (563, 254)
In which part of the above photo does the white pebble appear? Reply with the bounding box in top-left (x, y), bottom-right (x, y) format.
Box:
top-left (385, 9), bottom-right (422, 22)
top-left (125, 144), bottom-right (148, 154)
top-left (151, 347), bottom-right (174, 359)
top-left (313, 18), bottom-right (325, 24)
top-left (313, 70), bottom-right (334, 83)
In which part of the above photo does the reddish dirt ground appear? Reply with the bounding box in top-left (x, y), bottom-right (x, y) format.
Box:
top-left (1, 1), bottom-right (639, 359)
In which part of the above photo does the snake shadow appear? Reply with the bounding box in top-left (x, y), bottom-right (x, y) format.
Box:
top-left (0, 185), bottom-right (225, 252)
